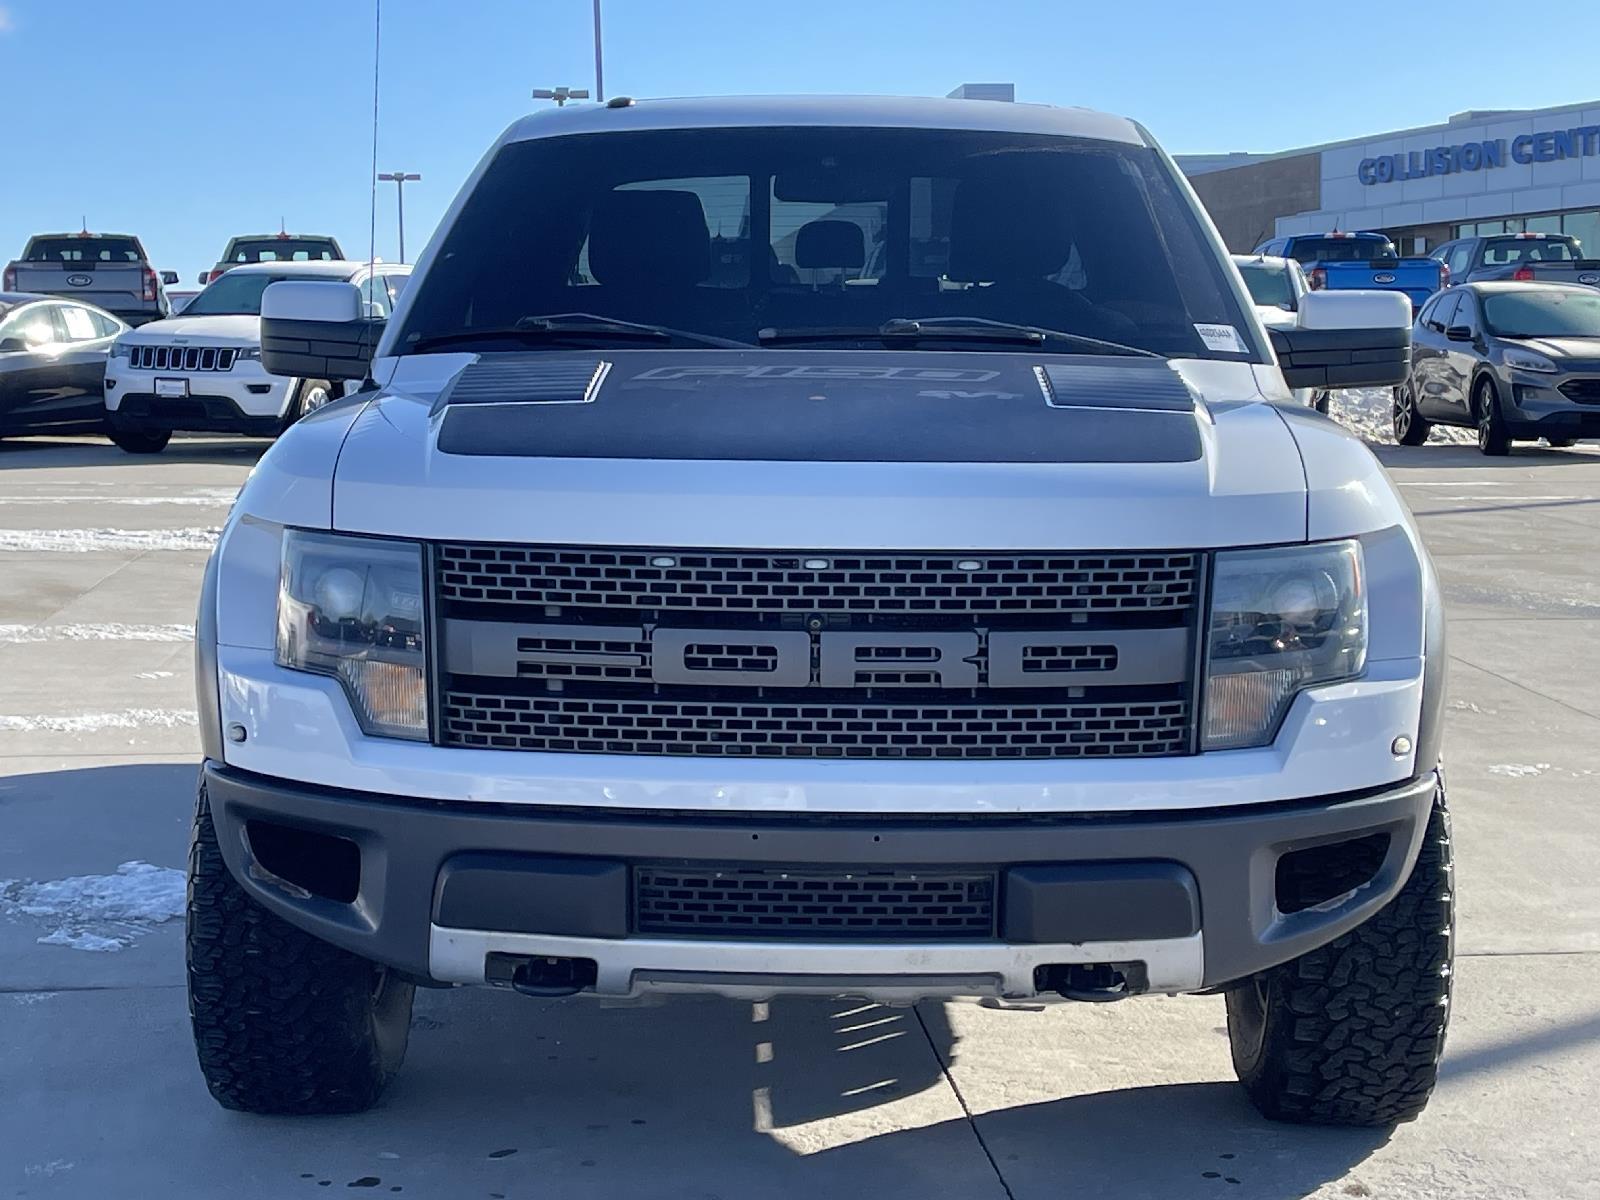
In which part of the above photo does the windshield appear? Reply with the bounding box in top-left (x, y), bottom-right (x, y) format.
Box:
top-left (1484, 289), bottom-right (1600, 338)
top-left (1236, 259), bottom-right (1296, 308)
top-left (181, 271), bottom-right (307, 316)
top-left (1481, 237), bottom-right (1584, 265)
top-left (25, 236), bottom-right (143, 263)
top-left (396, 127), bottom-right (1258, 360)
top-left (225, 238), bottom-right (340, 263)
top-left (1288, 236), bottom-right (1396, 264)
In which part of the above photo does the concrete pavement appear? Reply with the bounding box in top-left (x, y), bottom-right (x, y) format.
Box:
top-left (3, 433), bottom-right (1598, 1199)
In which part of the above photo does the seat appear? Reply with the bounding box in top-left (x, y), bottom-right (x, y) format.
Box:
top-left (587, 189), bottom-right (712, 291)
top-left (945, 175), bottom-right (1138, 342)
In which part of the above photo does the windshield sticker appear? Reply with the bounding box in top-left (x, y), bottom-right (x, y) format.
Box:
top-left (1194, 324), bottom-right (1248, 354)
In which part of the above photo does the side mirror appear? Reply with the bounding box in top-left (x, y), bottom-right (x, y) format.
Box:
top-left (0, 336), bottom-right (26, 353)
top-left (160, 270), bottom-right (179, 286)
top-left (260, 281), bottom-right (383, 381)
top-left (1268, 289), bottom-right (1412, 390)
top-left (1445, 325), bottom-right (1474, 343)
top-left (196, 271), bottom-right (209, 284)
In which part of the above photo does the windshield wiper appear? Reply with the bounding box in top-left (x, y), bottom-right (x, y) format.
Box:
top-left (757, 316), bottom-right (1162, 357)
top-left (408, 312), bottom-right (753, 353)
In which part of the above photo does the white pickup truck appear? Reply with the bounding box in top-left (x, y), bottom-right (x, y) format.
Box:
top-left (189, 96), bottom-right (1449, 1127)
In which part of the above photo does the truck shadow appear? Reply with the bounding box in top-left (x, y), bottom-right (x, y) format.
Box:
top-left (1372, 441), bottom-right (1600, 468)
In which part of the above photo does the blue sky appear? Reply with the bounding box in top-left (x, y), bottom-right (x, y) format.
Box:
top-left (2, 0), bottom-right (1595, 280)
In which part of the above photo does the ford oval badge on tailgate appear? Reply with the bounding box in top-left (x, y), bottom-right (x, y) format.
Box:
top-left (1373, 272), bottom-right (1396, 284)
top-left (65, 273), bottom-right (91, 287)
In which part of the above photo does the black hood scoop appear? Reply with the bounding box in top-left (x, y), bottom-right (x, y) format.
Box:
top-left (434, 350), bottom-right (1203, 464)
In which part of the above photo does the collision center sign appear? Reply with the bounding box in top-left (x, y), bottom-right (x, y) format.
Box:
top-left (1358, 126), bottom-right (1600, 185)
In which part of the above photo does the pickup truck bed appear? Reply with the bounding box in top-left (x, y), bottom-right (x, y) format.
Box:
top-left (3, 234), bottom-right (166, 326)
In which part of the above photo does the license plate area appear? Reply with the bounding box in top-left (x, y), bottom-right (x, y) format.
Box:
top-left (155, 377), bottom-right (189, 399)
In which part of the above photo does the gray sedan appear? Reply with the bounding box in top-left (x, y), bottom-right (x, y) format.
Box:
top-left (1392, 282), bottom-right (1600, 455)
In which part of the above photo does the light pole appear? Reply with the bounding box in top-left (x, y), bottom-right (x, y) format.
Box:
top-left (532, 85), bottom-right (589, 107)
top-left (377, 170), bottom-right (420, 262)
top-left (592, 0), bottom-right (604, 102)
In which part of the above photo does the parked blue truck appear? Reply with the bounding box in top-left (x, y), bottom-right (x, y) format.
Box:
top-left (1253, 232), bottom-right (1445, 312)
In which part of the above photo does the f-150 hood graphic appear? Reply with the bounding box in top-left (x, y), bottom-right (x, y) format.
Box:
top-left (328, 349), bottom-right (1313, 550)
top-left (431, 352), bottom-right (1202, 464)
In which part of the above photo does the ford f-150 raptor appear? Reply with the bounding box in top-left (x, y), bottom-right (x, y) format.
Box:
top-left (189, 96), bottom-right (1448, 1128)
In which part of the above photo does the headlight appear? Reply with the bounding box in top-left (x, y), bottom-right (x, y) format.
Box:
top-left (109, 340), bottom-right (132, 359)
top-left (1202, 540), bottom-right (1367, 751)
top-left (1503, 348), bottom-right (1558, 373)
top-left (236, 346), bottom-right (262, 361)
top-left (275, 530), bottom-right (428, 740)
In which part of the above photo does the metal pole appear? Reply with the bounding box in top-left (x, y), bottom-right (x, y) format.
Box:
top-left (396, 183), bottom-right (406, 264)
top-left (592, 0), bottom-right (604, 102)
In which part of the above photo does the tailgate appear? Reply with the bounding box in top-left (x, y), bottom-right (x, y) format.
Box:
top-left (1322, 259), bottom-right (1440, 291)
top-left (13, 261), bottom-right (146, 309)
top-left (1532, 262), bottom-right (1600, 285)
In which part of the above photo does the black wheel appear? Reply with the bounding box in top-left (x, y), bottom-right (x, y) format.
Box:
top-left (281, 378), bottom-right (335, 430)
top-left (108, 425), bottom-right (171, 454)
top-left (1392, 381), bottom-right (1431, 446)
top-left (1474, 377), bottom-right (1511, 456)
top-left (187, 781), bottom-right (414, 1114)
top-left (1226, 780), bottom-right (1453, 1127)
top-left (1545, 437), bottom-right (1576, 448)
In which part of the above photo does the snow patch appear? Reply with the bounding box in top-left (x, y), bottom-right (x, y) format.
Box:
top-left (0, 527), bottom-right (219, 553)
top-left (0, 622), bottom-right (194, 643)
top-left (0, 708), bottom-right (198, 733)
top-left (7, 991), bottom-right (56, 1005)
top-left (135, 670), bottom-right (176, 680)
top-left (23, 1161), bottom-right (74, 1178)
top-left (1487, 763), bottom-right (1552, 778)
top-left (1, 861), bottom-right (186, 952)
top-left (1327, 388), bottom-right (1475, 446)
top-left (0, 490), bottom-right (236, 507)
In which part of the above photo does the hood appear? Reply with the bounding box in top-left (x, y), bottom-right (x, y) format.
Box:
top-left (122, 313), bottom-right (260, 342)
top-left (1505, 335), bottom-right (1600, 363)
top-left (328, 349), bottom-right (1312, 551)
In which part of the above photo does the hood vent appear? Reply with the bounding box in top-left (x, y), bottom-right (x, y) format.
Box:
top-left (433, 355), bottom-right (611, 413)
top-left (1035, 362), bottom-right (1198, 412)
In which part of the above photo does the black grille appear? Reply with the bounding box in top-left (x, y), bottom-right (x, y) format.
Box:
top-left (441, 690), bottom-right (1192, 759)
top-left (130, 345), bottom-right (237, 372)
top-left (633, 866), bottom-right (996, 938)
top-left (435, 544), bottom-right (1200, 615)
top-left (1558, 378), bottom-right (1600, 404)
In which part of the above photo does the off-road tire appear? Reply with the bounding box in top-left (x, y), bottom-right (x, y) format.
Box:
top-left (1474, 378), bottom-right (1511, 456)
top-left (1226, 780), bottom-right (1453, 1126)
top-left (187, 781), bottom-right (414, 1114)
top-left (108, 425), bottom-right (171, 454)
top-left (1392, 382), bottom-right (1431, 446)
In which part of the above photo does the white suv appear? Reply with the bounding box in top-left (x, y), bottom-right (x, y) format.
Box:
top-left (103, 259), bottom-right (410, 453)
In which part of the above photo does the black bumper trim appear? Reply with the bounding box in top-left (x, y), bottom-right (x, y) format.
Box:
top-left (112, 393), bottom-right (281, 436)
top-left (202, 761), bottom-right (1438, 990)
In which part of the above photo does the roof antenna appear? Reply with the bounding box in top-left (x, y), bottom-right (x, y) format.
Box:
top-left (79, 215), bottom-right (89, 236)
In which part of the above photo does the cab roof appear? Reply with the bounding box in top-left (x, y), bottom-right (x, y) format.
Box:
top-left (217, 260), bottom-right (384, 278)
top-left (502, 94), bottom-right (1146, 147)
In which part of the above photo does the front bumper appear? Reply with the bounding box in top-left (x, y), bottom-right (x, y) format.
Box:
top-left (105, 359), bottom-right (292, 427)
top-left (203, 760), bottom-right (1438, 1001)
top-left (1506, 375), bottom-right (1600, 437)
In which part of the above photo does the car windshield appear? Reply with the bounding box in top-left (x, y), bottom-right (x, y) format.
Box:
top-left (1289, 237), bottom-right (1396, 264)
top-left (227, 238), bottom-right (340, 263)
top-left (1484, 289), bottom-right (1600, 337)
top-left (182, 271), bottom-right (310, 316)
top-left (395, 126), bottom-right (1258, 360)
top-left (1237, 259), bottom-right (1295, 308)
top-left (25, 236), bottom-right (143, 263)
top-left (1481, 237), bottom-right (1584, 265)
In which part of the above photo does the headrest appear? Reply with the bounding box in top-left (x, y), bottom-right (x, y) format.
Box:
top-left (588, 189), bottom-right (710, 286)
top-left (946, 173), bottom-right (1075, 282)
top-left (795, 220), bottom-right (865, 270)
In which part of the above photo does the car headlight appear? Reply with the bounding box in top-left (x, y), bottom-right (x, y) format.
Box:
top-left (1503, 348), bottom-right (1558, 373)
top-left (275, 530), bottom-right (428, 740)
top-left (109, 339), bottom-right (132, 359)
top-left (236, 346), bottom-right (262, 361)
top-left (1202, 540), bottom-right (1367, 751)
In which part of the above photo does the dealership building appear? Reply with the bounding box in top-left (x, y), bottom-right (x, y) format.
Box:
top-left (1178, 99), bottom-right (1600, 258)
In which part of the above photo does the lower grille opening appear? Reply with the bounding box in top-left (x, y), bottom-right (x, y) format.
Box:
top-left (634, 866), bottom-right (997, 939)
top-left (245, 819), bottom-right (360, 904)
top-left (1275, 832), bottom-right (1391, 914)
